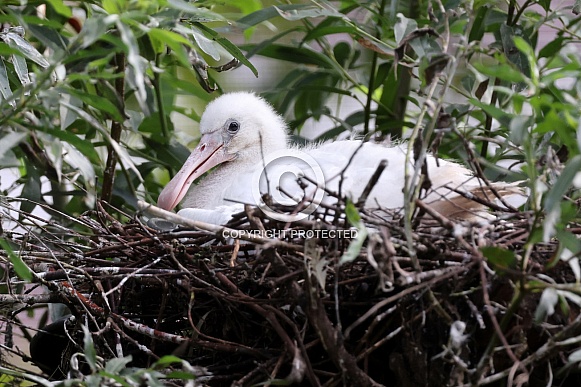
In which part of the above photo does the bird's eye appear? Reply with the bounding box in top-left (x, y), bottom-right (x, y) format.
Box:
top-left (226, 120), bottom-right (240, 134)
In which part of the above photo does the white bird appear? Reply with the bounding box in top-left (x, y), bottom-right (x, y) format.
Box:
top-left (157, 92), bottom-right (523, 225)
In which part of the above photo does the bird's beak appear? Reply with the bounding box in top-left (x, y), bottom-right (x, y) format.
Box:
top-left (157, 132), bottom-right (236, 211)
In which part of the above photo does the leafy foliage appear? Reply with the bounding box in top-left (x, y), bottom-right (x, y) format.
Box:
top-left (0, 0), bottom-right (255, 220)
top-left (1, 0), bottom-right (581, 385)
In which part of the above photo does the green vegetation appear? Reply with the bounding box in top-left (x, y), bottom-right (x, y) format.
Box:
top-left (1, 0), bottom-right (580, 385)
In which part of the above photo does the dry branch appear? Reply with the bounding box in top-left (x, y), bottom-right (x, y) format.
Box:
top-left (0, 193), bottom-right (579, 386)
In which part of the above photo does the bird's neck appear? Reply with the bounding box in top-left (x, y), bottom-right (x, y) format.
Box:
top-left (235, 136), bottom-right (288, 165)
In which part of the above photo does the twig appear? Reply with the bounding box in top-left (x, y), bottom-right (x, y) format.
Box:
top-left (101, 51), bottom-right (126, 203)
top-left (357, 159), bottom-right (388, 207)
top-left (137, 200), bottom-right (302, 250)
top-left (344, 263), bottom-right (474, 339)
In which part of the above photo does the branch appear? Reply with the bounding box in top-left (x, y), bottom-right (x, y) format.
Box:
top-left (101, 51), bottom-right (126, 203)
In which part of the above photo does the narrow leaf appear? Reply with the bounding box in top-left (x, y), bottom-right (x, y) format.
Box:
top-left (340, 200), bottom-right (368, 265)
top-left (480, 246), bottom-right (516, 269)
top-left (116, 20), bottom-right (150, 115)
top-left (304, 25), bottom-right (358, 42)
top-left (339, 226), bottom-right (368, 265)
top-left (0, 238), bottom-right (33, 282)
top-left (4, 32), bottom-right (49, 68)
top-left (190, 26), bottom-right (221, 61)
top-left (192, 23), bottom-right (258, 77)
top-left (568, 349), bottom-right (581, 364)
top-left (544, 155), bottom-right (581, 213)
top-left (63, 142), bottom-right (96, 189)
top-left (237, 4), bottom-right (318, 28)
top-left (154, 355), bottom-right (184, 366)
top-left (344, 199), bottom-right (361, 224)
top-left (0, 58), bottom-right (14, 106)
top-left (499, 24), bottom-right (531, 79)
top-left (472, 62), bottom-right (527, 84)
top-left (11, 53), bottom-right (31, 86)
top-left (104, 356), bottom-right (132, 373)
top-left (60, 101), bottom-right (143, 183)
top-left (42, 127), bottom-right (101, 165)
top-left (469, 98), bottom-right (513, 127)
top-left (0, 131), bottom-right (26, 160)
top-left (394, 13), bottom-right (418, 45)
top-left (168, 0), bottom-right (226, 21)
top-left (46, 0), bottom-right (72, 17)
top-left (274, 5), bottom-right (343, 21)
top-left (82, 324), bottom-right (97, 372)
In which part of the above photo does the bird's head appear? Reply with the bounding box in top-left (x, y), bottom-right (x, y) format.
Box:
top-left (157, 92), bottom-right (289, 211)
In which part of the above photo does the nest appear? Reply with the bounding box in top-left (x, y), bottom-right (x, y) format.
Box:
top-left (1, 194), bottom-right (581, 386)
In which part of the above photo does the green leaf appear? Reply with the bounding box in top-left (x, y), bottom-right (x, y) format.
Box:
top-left (394, 13), bottom-right (418, 45)
top-left (26, 23), bottom-right (69, 53)
top-left (480, 246), bottom-right (516, 269)
top-left (77, 14), bottom-right (118, 49)
top-left (508, 115), bottom-right (533, 146)
top-left (116, 19), bottom-right (150, 115)
top-left (468, 6), bottom-right (487, 42)
top-left (0, 58), bottom-right (14, 106)
top-left (574, 0), bottom-right (581, 14)
top-left (340, 200), bottom-right (368, 265)
top-left (472, 62), bottom-right (527, 84)
top-left (20, 165), bottom-right (42, 215)
top-left (242, 43), bottom-right (336, 70)
top-left (165, 371), bottom-right (197, 379)
top-left (0, 131), bottom-right (26, 165)
top-left (344, 199), bottom-right (361, 224)
top-left (154, 355), bottom-right (184, 366)
top-left (82, 324), bottom-right (97, 372)
top-left (191, 23), bottom-right (258, 77)
top-left (40, 127), bottom-right (101, 165)
top-left (3, 32), bottom-right (50, 68)
top-left (60, 101), bottom-right (143, 183)
top-left (568, 348), bottom-right (581, 364)
top-left (469, 98), bottom-right (514, 127)
top-left (274, 5), bottom-right (344, 21)
top-left (541, 156), bottom-right (581, 241)
top-left (539, 36), bottom-right (568, 59)
top-left (190, 26), bottom-right (221, 61)
top-left (60, 87), bottom-right (124, 123)
top-left (558, 290), bottom-right (581, 311)
top-left (499, 24), bottom-right (531, 79)
top-left (544, 155), bottom-right (581, 214)
top-left (304, 24), bottom-right (357, 42)
top-left (339, 226), bottom-right (368, 265)
top-left (0, 238), bottom-right (33, 282)
top-left (513, 35), bottom-right (537, 83)
top-left (63, 142), bottom-right (97, 189)
top-left (0, 42), bottom-right (21, 57)
top-left (46, 0), bottom-right (72, 17)
top-left (11, 52), bottom-right (30, 86)
top-left (168, 0), bottom-right (226, 21)
top-left (148, 28), bottom-right (192, 67)
top-left (237, 4), bottom-right (320, 28)
top-left (139, 112), bottom-right (175, 144)
top-left (104, 355), bottom-right (132, 373)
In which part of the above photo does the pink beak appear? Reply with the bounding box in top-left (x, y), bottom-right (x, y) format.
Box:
top-left (157, 132), bottom-right (235, 211)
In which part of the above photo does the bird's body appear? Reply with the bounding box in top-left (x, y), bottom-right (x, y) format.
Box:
top-left (158, 92), bottom-right (523, 224)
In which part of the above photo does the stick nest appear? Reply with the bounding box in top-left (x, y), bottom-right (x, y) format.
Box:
top-left (1, 197), bottom-right (581, 387)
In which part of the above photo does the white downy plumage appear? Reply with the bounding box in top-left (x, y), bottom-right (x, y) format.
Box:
top-left (157, 92), bottom-right (524, 225)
